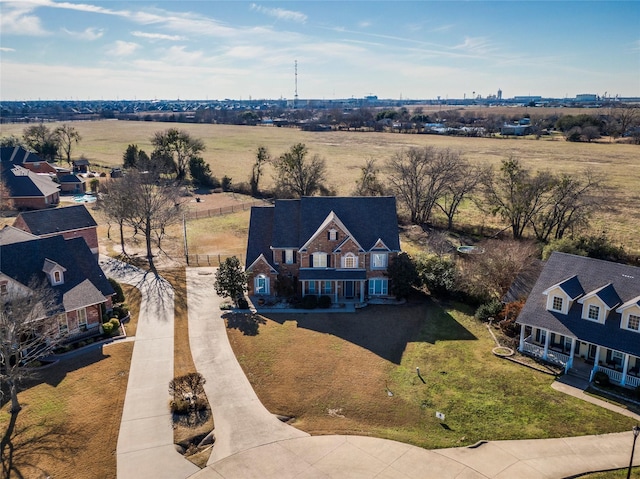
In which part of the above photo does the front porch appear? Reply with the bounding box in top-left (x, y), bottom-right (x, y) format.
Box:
top-left (519, 326), bottom-right (640, 389)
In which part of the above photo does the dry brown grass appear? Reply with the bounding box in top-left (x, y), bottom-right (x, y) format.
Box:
top-left (0, 343), bottom-right (133, 479)
top-left (2, 120), bottom-right (637, 252)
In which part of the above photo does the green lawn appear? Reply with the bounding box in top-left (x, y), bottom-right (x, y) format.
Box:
top-left (227, 297), bottom-right (637, 449)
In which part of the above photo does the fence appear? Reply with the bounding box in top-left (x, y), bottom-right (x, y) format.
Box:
top-left (186, 253), bottom-right (243, 267)
top-left (185, 198), bottom-right (272, 221)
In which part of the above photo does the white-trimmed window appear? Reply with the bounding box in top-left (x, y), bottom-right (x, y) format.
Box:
top-left (53, 270), bottom-right (63, 285)
top-left (254, 274), bottom-right (269, 295)
top-left (328, 229), bottom-right (338, 241)
top-left (628, 314), bottom-right (640, 331)
top-left (77, 308), bottom-right (87, 328)
top-left (285, 249), bottom-right (294, 264)
top-left (371, 253), bottom-right (388, 269)
top-left (368, 278), bottom-right (388, 296)
top-left (588, 304), bottom-right (600, 321)
top-left (322, 281), bottom-right (332, 294)
top-left (313, 253), bottom-right (328, 268)
top-left (58, 314), bottom-right (68, 335)
top-left (308, 281), bottom-right (317, 294)
top-left (552, 296), bottom-right (563, 312)
top-left (342, 253), bottom-right (358, 269)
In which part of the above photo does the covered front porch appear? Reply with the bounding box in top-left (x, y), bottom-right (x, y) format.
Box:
top-left (298, 269), bottom-right (367, 303)
top-left (519, 326), bottom-right (640, 388)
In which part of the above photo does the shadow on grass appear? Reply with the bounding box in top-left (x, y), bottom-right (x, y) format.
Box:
top-left (265, 297), bottom-right (477, 364)
top-left (225, 312), bottom-right (266, 336)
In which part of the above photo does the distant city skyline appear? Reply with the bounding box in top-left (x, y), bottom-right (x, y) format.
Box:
top-left (1, 1), bottom-right (638, 102)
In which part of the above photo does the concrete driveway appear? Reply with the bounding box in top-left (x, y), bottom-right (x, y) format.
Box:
top-left (101, 257), bottom-right (199, 479)
top-left (183, 266), bottom-right (640, 479)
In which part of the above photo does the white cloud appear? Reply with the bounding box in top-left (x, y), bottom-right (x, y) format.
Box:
top-left (452, 36), bottom-right (495, 55)
top-left (132, 31), bottom-right (185, 41)
top-left (0, 2), bottom-right (48, 36)
top-left (250, 4), bottom-right (307, 23)
top-left (107, 40), bottom-right (140, 57)
top-left (358, 21), bottom-right (371, 28)
top-left (62, 27), bottom-right (104, 40)
top-left (0, 47), bottom-right (16, 52)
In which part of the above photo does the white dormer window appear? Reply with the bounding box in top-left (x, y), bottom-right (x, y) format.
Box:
top-left (328, 229), bottom-right (338, 241)
top-left (587, 304), bottom-right (600, 321)
top-left (342, 253), bottom-right (358, 269)
top-left (43, 258), bottom-right (66, 285)
top-left (552, 296), bottom-right (563, 312)
top-left (371, 253), bottom-right (388, 269)
top-left (629, 315), bottom-right (640, 331)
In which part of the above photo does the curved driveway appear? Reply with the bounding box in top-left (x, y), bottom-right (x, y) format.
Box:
top-left (185, 267), bottom-right (640, 479)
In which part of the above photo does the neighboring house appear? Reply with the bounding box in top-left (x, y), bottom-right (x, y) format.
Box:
top-left (500, 123), bottom-right (532, 136)
top-left (516, 252), bottom-right (640, 388)
top-left (0, 234), bottom-right (115, 340)
top-left (245, 196), bottom-right (401, 304)
top-left (1, 165), bottom-right (60, 209)
top-left (58, 173), bottom-right (87, 194)
top-left (72, 158), bottom-right (90, 173)
top-left (0, 145), bottom-right (57, 175)
top-left (0, 225), bottom-right (38, 244)
top-left (13, 204), bottom-right (99, 257)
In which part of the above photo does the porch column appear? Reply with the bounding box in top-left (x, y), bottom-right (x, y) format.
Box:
top-left (565, 337), bottom-right (576, 373)
top-left (589, 344), bottom-right (601, 382)
top-left (334, 281), bottom-right (338, 304)
top-left (360, 280), bottom-right (365, 302)
top-left (543, 329), bottom-right (551, 361)
top-left (301, 280), bottom-right (306, 296)
top-left (622, 353), bottom-right (630, 386)
top-left (519, 325), bottom-right (525, 352)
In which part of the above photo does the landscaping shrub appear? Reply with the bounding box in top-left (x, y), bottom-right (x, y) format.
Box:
top-left (415, 253), bottom-right (457, 296)
top-left (474, 299), bottom-right (503, 321)
top-left (102, 321), bottom-right (114, 335)
top-left (108, 278), bottom-right (125, 303)
top-left (318, 295), bottom-right (332, 308)
top-left (237, 297), bottom-right (249, 309)
top-left (170, 398), bottom-right (191, 415)
top-left (112, 304), bottom-right (129, 319)
top-left (222, 175), bottom-right (233, 191)
top-left (302, 295), bottom-right (318, 309)
top-left (593, 371), bottom-right (610, 386)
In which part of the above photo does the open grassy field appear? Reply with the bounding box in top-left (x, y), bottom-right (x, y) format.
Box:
top-left (2, 120), bottom-right (638, 253)
top-left (0, 285), bottom-right (140, 479)
top-left (227, 298), bottom-right (638, 449)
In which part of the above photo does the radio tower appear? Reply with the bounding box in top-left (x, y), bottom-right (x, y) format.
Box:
top-left (294, 60), bottom-right (299, 108)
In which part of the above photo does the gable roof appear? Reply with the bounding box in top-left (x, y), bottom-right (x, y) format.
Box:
top-left (0, 146), bottom-right (44, 169)
top-left (246, 196), bottom-right (400, 269)
top-left (0, 225), bottom-right (38, 245)
top-left (15, 204), bottom-right (97, 235)
top-left (578, 283), bottom-right (622, 309)
top-left (517, 252), bottom-right (640, 356)
top-left (73, 158), bottom-right (90, 166)
top-left (543, 275), bottom-right (584, 300)
top-left (2, 165), bottom-right (60, 198)
top-left (0, 235), bottom-right (114, 313)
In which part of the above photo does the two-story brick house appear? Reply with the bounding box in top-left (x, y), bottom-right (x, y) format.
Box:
top-left (245, 196), bottom-right (401, 304)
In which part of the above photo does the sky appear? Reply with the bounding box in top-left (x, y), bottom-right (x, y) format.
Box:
top-left (1, 0), bottom-right (639, 101)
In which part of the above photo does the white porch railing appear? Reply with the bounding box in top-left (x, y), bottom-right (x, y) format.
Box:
top-left (625, 375), bottom-right (640, 388)
top-left (521, 341), bottom-right (569, 366)
top-left (598, 366), bottom-right (623, 384)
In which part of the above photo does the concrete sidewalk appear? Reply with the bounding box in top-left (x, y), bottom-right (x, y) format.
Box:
top-left (101, 257), bottom-right (199, 479)
top-left (186, 267), bottom-right (308, 466)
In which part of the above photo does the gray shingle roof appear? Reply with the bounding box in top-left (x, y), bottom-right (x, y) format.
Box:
top-left (245, 196), bottom-right (400, 270)
top-left (0, 225), bottom-right (38, 245)
top-left (16, 204), bottom-right (97, 235)
top-left (2, 165), bottom-right (60, 198)
top-left (0, 146), bottom-right (44, 168)
top-left (0, 235), bottom-right (114, 313)
top-left (517, 252), bottom-right (640, 357)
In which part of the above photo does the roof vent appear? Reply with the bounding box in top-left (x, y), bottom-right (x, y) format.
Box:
top-left (622, 274), bottom-right (635, 279)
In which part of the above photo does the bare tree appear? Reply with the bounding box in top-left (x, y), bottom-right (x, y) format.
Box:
top-left (22, 124), bottom-right (59, 162)
top-left (54, 124), bottom-right (81, 165)
top-left (272, 143), bottom-right (327, 198)
top-left (386, 146), bottom-right (461, 225)
top-left (480, 157), bottom-right (555, 239)
top-left (531, 170), bottom-right (604, 242)
top-left (352, 158), bottom-right (385, 196)
top-left (151, 129), bottom-right (205, 182)
top-left (1, 278), bottom-right (58, 476)
top-left (249, 146), bottom-right (270, 196)
top-left (99, 178), bottom-right (133, 255)
top-left (435, 159), bottom-right (481, 230)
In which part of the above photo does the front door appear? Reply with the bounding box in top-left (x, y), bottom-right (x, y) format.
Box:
top-left (344, 281), bottom-right (354, 299)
